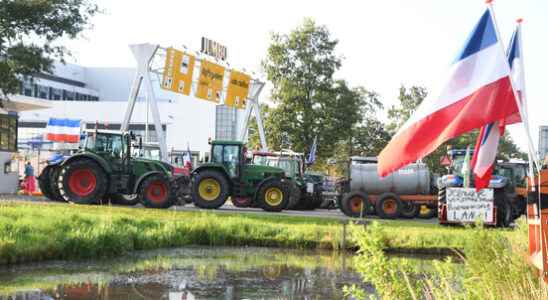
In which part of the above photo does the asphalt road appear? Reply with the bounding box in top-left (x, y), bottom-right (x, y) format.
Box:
top-left (1, 194), bottom-right (439, 225)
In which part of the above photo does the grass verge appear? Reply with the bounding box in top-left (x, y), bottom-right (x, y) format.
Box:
top-left (0, 200), bottom-right (516, 265)
top-left (346, 218), bottom-right (546, 299)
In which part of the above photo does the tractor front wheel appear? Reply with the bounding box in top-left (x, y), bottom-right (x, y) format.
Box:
top-left (59, 159), bottom-right (107, 204)
top-left (139, 174), bottom-right (174, 209)
top-left (400, 201), bottom-right (419, 219)
top-left (257, 180), bottom-right (289, 212)
top-left (192, 170), bottom-right (229, 209)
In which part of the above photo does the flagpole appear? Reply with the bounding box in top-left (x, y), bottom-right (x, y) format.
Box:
top-left (516, 20), bottom-right (541, 172)
top-left (487, 2), bottom-right (539, 174)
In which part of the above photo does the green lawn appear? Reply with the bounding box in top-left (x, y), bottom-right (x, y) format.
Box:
top-left (0, 200), bottom-right (514, 265)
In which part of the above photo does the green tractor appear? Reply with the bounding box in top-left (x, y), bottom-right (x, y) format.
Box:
top-left (191, 140), bottom-right (291, 212)
top-left (38, 130), bottom-right (185, 208)
top-left (252, 150), bottom-right (324, 210)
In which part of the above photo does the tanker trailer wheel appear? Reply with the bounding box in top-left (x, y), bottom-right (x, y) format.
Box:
top-left (257, 180), bottom-right (290, 212)
top-left (340, 192), bottom-right (369, 218)
top-left (192, 170), bottom-right (229, 209)
top-left (400, 201), bottom-right (419, 219)
top-left (110, 193), bottom-right (139, 206)
top-left (139, 174), bottom-right (174, 209)
top-left (38, 165), bottom-right (55, 200)
top-left (417, 204), bottom-right (437, 219)
top-left (376, 193), bottom-right (402, 219)
top-left (58, 159), bottom-right (107, 204)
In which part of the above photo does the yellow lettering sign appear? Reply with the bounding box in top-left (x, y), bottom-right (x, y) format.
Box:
top-left (161, 48), bottom-right (195, 95)
top-left (225, 70), bottom-right (251, 109)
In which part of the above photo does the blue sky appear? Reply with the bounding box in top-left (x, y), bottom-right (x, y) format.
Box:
top-left (63, 0), bottom-right (547, 152)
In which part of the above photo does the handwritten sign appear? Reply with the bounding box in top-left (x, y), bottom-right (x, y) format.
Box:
top-left (446, 188), bottom-right (494, 223)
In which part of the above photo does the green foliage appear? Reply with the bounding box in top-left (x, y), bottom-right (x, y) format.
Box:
top-left (386, 85), bottom-right (428, 135)
top-left (262, 18), bottom-right (376, 163)
top-left (348, 219), bottom-right (547, 299)
top-left (0, 0), bottom-right (98, 102)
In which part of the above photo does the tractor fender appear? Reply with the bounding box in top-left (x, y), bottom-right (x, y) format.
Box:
top-left (60, 153), bottom-right (112, 174)
top-left (133, 171), bottom-right (165, 194)
top-left (253, 176), bottom-right (289, 201)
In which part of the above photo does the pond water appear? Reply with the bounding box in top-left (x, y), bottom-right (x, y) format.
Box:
top-left (0, 246), bottom-right (371, 299)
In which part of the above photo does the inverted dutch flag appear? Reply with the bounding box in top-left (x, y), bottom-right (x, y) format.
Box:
top-left (307, 136), bottom-right (317, 165)
top-left (45, 118), bottom-right (81, 143)
top-left (471, 23), bottom-right (524, 190)
top-left (378, 7), bottom-right (519, 177)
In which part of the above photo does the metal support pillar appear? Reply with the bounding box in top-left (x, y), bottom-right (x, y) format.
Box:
top-left (239, 81), bottom-right (267, 151)
top-left (121, 43), bottom-right (168, 162)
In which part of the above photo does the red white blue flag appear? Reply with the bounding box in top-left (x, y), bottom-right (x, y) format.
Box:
top-left (471, 23), bottom-right (524, 190)
top-left (45, 118), bottom-right (81, 143)
top-left (378, 7), bottom-right (519, 177)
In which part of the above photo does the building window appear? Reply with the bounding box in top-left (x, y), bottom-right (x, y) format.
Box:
top-left (0, 114), bottom-right (17, 152)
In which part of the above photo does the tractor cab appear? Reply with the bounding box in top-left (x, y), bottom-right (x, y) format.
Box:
top-left (252, 150), bottom-right (303, 179)
top-left (210, 140), bottom-right (246, 178)
top-left (83, 130), bottom-right (129, 160)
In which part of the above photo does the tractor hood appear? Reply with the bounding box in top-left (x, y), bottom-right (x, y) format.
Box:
top-left (438, 174), bottom-right (508, 189)
top-left (246, 164), bottom-right (286, 178)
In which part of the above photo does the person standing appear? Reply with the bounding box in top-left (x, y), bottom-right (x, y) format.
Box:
top-left (24, 161), bottom-right (36, 196)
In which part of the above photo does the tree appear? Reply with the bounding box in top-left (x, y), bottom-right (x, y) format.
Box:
top-left (262, 18), bottom-right (369, 162)
top-left (386, 85), bottom-right (427, 134)
top-left (0, 0), bottom-right (99, 105)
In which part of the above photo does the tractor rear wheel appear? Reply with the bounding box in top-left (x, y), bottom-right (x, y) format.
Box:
top-left (139, 174), bottom-right (174, 209)
top-left (400, 201), bottom-right (419, 219)
top-left (257, 180), bottom-right (289, 212)
top-left (48, 166), bottom-right (64, 202)
top-left (59, 159), bottom-right (107, 204)
top-left (192, 170), bottom-right (229, 209)
top-left (110, 193), bottom-right (139, 206)
top-left (340, 192), bottom-right (369, 218)
top-left (495, 190), bottom-right (512, 227)
top-left (38, 166), bottom-right (55, 200)
top-left (376, 193), bottom-right (402, 219)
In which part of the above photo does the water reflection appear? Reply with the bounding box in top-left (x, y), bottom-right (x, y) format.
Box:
top-left (0, 247), bottom-right (368, 299)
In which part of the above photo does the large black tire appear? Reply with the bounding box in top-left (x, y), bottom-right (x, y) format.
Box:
top-left (400, 201), bottom-right (419, 219)
top-left (192, 170), bottom-right (229, 209)
top-left (38, 166), bottom-right (55, 200)
top-left (495, 190), bottom-right (512, 227)
top-left (110, 193), bottom-right (139, 206)
top-left (376, 193), bottom-right (402, 219)
top-left (58, 159), bottom-right (108, 204)
top-left (340, 192), bottom-right (369, 218)
top-left (48, 166), bottom-right (64, 202)
top-left (257, 179), bottom-right (290, 212)
top-left (139, 174), bottom-right (174, 209)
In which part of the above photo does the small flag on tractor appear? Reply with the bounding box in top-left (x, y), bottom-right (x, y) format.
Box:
top-left (306, 136), bottom-right (317, 165)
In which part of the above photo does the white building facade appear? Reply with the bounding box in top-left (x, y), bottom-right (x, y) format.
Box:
top-left (17, 62), bottom-right (245, 155)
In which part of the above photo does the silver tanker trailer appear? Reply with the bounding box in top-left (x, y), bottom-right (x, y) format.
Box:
top-left (338, 156), bottom-right (438, 219)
